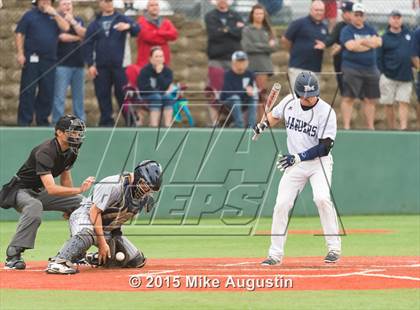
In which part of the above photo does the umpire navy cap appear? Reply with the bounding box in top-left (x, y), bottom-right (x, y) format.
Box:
top-left (232, 51), bottom-right (248, 61)
top-left (341, 1), bottom-right (353, 12)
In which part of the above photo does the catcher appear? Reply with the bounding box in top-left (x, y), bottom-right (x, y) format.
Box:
top-left (46, 160), bottom-right (163, 274)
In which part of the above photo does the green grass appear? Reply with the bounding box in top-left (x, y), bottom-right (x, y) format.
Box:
top-left (0, 215), bottom-right (419, 309)
top-left (1, 215), bottom-right (419, 260)
top-left (1, 289), bottom-right (419, 310)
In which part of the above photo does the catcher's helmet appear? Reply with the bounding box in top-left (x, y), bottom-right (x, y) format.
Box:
top-left (294, 71), bottom-right (320, 98)
top-left (55, 115), bottom-right (86, 155)
top-left (132, 160), bottom-right (163, 199)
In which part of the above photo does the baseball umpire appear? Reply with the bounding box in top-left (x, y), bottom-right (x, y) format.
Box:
top-left (0, 115), bottom-right (95, 270)
top-left (46, 160), bottom-right (162, 274)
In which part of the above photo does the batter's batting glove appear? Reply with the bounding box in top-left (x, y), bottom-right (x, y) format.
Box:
top-left (276, 153), bottom-right (301, 171)
top-left (253, 120), bottom-right (269, 136)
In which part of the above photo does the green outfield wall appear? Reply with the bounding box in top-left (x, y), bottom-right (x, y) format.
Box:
top-left (0, 128), bottom-right (419, 221)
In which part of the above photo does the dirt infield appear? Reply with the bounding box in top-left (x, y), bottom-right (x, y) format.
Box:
top-left (1, 257), bottom-right (419, 292)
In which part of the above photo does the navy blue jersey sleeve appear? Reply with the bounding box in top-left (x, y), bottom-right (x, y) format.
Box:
top-left (121, 15), bottom-right (140, 37)
top-left (339, 25), bottom-right (353, 46)
top-left (15, 11), bottom-right (31, 34)
top-left (284, 18), bottom-right (302, 42)
top-left (84, 21), bottom-right (98, 66)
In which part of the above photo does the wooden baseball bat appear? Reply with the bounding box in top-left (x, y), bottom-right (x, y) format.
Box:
top-left (252, 83), bottom-right (282, 141)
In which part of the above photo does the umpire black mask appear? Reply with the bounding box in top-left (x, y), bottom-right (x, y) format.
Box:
top-left (55, 115), bottom-right (86, 155)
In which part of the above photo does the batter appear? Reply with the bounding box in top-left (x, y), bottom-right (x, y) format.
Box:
top-left (253, 71), bottom-right (341, 265)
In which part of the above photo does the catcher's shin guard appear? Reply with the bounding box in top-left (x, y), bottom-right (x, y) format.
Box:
top-left (56, 228), bottom-right (95, 262)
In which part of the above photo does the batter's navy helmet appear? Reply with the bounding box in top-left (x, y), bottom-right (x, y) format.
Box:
top-left (132, 160), bottom-right (163, 199)
top-left (294, 71), bottom-right (320, 98)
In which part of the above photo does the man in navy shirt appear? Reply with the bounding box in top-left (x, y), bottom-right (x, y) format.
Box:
top-left (15, 0), bottom-right (70, 126)
top-left (339, 3), bottom-right (382, 130)
top-left (221, 51), bottom-right (257, 128)
top-left (85, 0), bottom-right (140, 126)
top-left (377, 10), bottom-right (414, 130)
top-left (283, 0), bottom-right (328, 89)
top-left (52, 0), bottom-right (86, 125)
top-left (412, 26), bottom-right (420, 129)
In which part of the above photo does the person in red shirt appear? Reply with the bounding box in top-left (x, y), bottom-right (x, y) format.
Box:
top-left (136, 0), bottom-right (178, 69)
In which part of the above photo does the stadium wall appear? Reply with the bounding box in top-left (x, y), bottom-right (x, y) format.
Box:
top-left (0, 128), bottom-right (418, 221)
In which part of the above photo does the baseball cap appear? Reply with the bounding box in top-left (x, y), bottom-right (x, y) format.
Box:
top-left (390, 10), bottom-right (402, 17)
top-left (341, 1), bottom-right (353, 12)
top-left (352, 3), bottom-right (365, 13)
top-left (231, 51), bottom-right (248, 61)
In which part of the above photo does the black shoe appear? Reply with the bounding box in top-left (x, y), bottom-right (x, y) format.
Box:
top-left (324, 251), bottom-right (340, 263)
top-left (5, 256), bottom-right (26, 270)
top-left (261, 257), bottom-right (282, 266)
top-left (5, 246), bottom-right (26, 270)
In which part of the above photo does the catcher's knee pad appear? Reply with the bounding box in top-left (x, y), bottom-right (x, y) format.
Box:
top-left (57, 228), bottom-right (95, 262)
top-left (124, 251), bottom-right (147, 268)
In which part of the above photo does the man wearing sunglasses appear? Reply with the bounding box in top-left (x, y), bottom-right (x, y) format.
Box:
top-left (46, 160), bottom-right (163, 274)
top-left (339, 3), bottom-right (382, 130)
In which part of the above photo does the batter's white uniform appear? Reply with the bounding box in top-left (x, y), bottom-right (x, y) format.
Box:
top-left (268, 94), bottom-right (341, 260)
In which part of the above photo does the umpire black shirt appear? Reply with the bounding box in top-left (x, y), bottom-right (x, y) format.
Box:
top-left (16, 138), bottom-right (77, 190)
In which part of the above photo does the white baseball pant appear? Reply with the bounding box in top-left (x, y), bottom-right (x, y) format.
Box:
top-left (269, 155), bottom-right (341, 260)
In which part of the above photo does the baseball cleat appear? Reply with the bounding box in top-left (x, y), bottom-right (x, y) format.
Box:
top-left (261, 257), bottom-right (282, 266)
top-left (324, 251), bottom-right (340, 263)
top-left (4, 256), bottom-right (26, 270)
top-left (46, 259), bottom-right (77, 275)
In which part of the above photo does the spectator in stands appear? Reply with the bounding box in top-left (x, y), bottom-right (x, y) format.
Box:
top-left (257, 0), bottom-right (283, 16)
top-left (377, 10), bottom-right (414, 130)
top-left (15, 0), bottom-right (70, 126)
top-left (52, 0), bottom-right (86, 124)
top-left (205, 0), bottom-right (244, 125)
top-left (136, 0), bottom-right (178, 69)
top-left (85, 0), bottom-right (140, 127)
top-left (138, 46), bottom-right (174, 127)
top-left (282, 0), bottom-right (327, 90)
top-left (412, 26), bottom-right (420, 129)
top-left (321, 0), bottom-right (337, 32)
top-left (325, 1), bottom-right (353, 95)
top-left (242, 4), bottom-right (278, 120)
top-left (340, 3), bottom-right (382, 130)
top-left (220, 51), bottom-right (257, 128)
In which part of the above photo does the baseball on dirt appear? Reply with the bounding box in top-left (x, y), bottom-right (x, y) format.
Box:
top-left (116, 252), bottom-right (125, 262)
